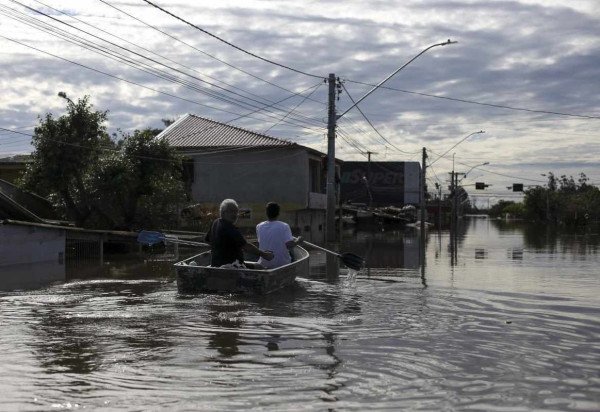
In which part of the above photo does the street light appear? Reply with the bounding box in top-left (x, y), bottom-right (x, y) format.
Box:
top-left (337, 39), bottom-right (457, 119)
top-left (429, 130), bottom-right (485, 166)
top-left (325, 39), bottom-right (457, 241)
top-left (57, 91), bottom-right (74, 105)
top-left (463, 162), bottom-right (490, 180)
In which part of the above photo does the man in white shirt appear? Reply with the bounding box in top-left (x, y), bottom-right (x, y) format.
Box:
top-left (256, 202), bottom-right (302, 269)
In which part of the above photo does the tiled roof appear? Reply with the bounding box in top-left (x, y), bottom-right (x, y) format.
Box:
top-left (157, 114), bottom-right (296, 149)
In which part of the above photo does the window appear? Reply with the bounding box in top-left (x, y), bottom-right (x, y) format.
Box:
top-left (309, 159), bottom-right (322, 193)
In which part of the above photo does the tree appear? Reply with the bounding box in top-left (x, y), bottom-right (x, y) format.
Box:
top-left (488, 200), bottom-right (516, 217)
top-left (21, 95), bottom-right (112, 226)
top-left (20, 96), bottom-right (187, 230)
top-left (91, 129), bottom-right (186, 230)
top-left (523, 171), bottom-right (599, 225)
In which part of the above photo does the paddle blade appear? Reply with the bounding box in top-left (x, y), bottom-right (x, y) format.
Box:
top-left (341, 253), bottom-right (365, 271)
top-left (137, 230), bottom-right (165, 246)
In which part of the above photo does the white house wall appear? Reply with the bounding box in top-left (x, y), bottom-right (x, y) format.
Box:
top-left (0, 224), bottom-right (65, 289)
top-left (191, 147), bottom-right (309, 208)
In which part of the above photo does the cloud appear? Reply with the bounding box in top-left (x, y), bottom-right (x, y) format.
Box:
top-left (0, 0), bottom-right (598, 195)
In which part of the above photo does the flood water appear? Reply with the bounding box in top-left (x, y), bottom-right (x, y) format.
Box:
top-left (1, 218), bottom-right (599, 410)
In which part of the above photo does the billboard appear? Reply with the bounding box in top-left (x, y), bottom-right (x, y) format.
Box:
top-left (340, 161), bottom-right (421, 206)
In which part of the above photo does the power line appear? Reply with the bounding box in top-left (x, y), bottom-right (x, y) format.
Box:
top-left (98, 0), bottom-right (326, 105)
top-left (29, 0), bottom-right (275, 109)
top-left (163, 82), bottom-right (326, 147)
top-left (340, 82), bottom-right (419, 155)
top-left (427, 148), bottom-right (547, 183)
top-left (343, 79), bottom-right (600, 120)
top-left (262, 83), bottom-right (323, 133)
top-left (3, 2), bottom-right (325, 132)
top-left (0, 127), bottom-right (322, 165)
top-left (0, 34), bottom-right (327, 138)
top-left (429, 131), bottom-right (484, 166)
top-left (140, 0), bottom-right (324, 80)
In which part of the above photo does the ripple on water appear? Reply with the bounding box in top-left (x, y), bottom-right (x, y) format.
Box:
top-left (0, 274), bottom-right (599, 410)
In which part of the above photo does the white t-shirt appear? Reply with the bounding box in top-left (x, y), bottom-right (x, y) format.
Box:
top-left (256, 220), bottom-right (294, 269)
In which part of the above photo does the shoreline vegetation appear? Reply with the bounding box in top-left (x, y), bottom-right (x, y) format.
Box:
top-left (476, 172), bottom-right (600, 226)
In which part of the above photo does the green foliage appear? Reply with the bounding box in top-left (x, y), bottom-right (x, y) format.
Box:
top-left (523, 172), bottom-right (599, 225)
top-left (488, 200), bottom-right (522, 218)
top-left (21, 96), bottom-right (112, 225)
top-left (503, 202), bottom-right (525, 218)
top-left (20, 96), bottom-right (186, 230)
top-left (91, 129), bottom-right (186, 230)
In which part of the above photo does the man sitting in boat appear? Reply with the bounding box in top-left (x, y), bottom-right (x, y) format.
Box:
top-left (205, 199), bottom-right (274, 268)
top-left (256, 202), bottom-right (303, 269)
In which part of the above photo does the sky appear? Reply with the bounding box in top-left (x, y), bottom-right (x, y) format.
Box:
top-left (0, 0), bottom-right (599, 204)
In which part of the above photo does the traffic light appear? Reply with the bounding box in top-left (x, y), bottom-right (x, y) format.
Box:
top-left (512, 183), bottom-right (524, 192)
top-left (475, 182), bottom-right (486, 190)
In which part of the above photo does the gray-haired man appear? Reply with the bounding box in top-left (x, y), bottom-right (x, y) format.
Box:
top-left (204, 199), bottom-right (274, 267)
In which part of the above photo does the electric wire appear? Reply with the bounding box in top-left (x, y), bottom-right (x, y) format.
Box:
top-left (30, 0), bottom-right (278, 108)
top-left (428, 131), bottom-right (484, 166)
top-left (343, 79), bottom-right (600, 120)
top-left (3, 2), bottom-right (325, 132)
top-left (427, 148), bottom-right (547, 183)
top-left (340, 82), bottom-right (418, 154)
top-left (335, 116), bottom-right (388, 154)
top-left (262, 82), bottom-right (323, 133)
top-left (164, 83), bottom-right (326, 146)
top-left (0, 34), bottom-right (328, 139)
top-left (139, 0), bottom-right (324, 80)
top-left (0, 127), bottom-right (319, 165)
top-left (98, 0), bottom-right (326, 106)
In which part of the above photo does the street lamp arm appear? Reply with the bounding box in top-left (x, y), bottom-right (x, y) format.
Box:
top-left (429, 130), bottom-right (485, 166)
top-left (57, 91), bottom-right (74, 105)
top-left (463, 162), bottom-right (490, 179)
top-left (337, 39), bottom-right (457, 119)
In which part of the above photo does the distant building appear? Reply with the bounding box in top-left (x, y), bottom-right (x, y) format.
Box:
top-left (0, 155), bottom-right (30, 184)
top-left (158, 114), bottom-right (341, 242)
top-left (340, 161), bottom-right (421, 207)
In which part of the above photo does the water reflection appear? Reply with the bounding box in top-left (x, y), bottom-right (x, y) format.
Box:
top-left (342, 228), bottom-right (422, 269)
top-left (475, 248), bottom-right (487, 259)
top-left (30, 306), bottom-right (101, 374)
top-left (0, 219), bottom-right (598, 410)
top-left (206, 301), bottom-right (244, 358)
top-left (508, 248), bottom-right (523, 260)
top-left (25, 279), bottom-right (175, 377)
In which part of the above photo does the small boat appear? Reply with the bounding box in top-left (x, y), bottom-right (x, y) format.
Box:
top-left (174, 246), bottom-right (310, 295)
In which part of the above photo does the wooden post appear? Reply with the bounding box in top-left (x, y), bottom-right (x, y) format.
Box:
top-left (99, 234), bottom-right (104, 266)
top-left (326, 73), bottom-right (337, 243)
top-left (420, 147), bottom-right (427, 231)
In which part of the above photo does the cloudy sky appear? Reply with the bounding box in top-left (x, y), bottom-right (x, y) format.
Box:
top-left (1, 0), bottom-right (598, 203)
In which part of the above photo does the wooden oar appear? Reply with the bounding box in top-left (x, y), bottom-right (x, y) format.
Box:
top-left (137, 230), bottom-right (209, 247)
top-left (301, 240), bottom-right (365, 271)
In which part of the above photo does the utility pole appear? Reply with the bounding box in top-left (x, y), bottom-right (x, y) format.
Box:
top-left (326, 73), bottom-right (337, 243)
top-left (420, 147), bottom-right (427, 285)
top-left (420, 147), bottom-right (427, 230)
top-left (366, 151), bottom-right (377, 208)
top-left (366, 150), bottom-right (377, 178)
top-left (453, 172), bottom-right (459, 224)
top-left (449, 171), bottom-right (455, 228)
top-left (437, 183), bottom-right (442, 228)
top-left (323, 42), bottom-right (456, 243)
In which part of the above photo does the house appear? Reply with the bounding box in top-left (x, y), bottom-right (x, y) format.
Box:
top-left (340, 161), bottom-right (421, 207)
top-left (0, 155), bottom-right (30, 184)
top-left (157, 114), bottom-right (340, 242)
top-left (0, 178), bottom-right (57, 222)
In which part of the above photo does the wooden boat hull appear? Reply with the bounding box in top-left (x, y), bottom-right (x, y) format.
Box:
top-left (174, 246), bottom-right (309, 295)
